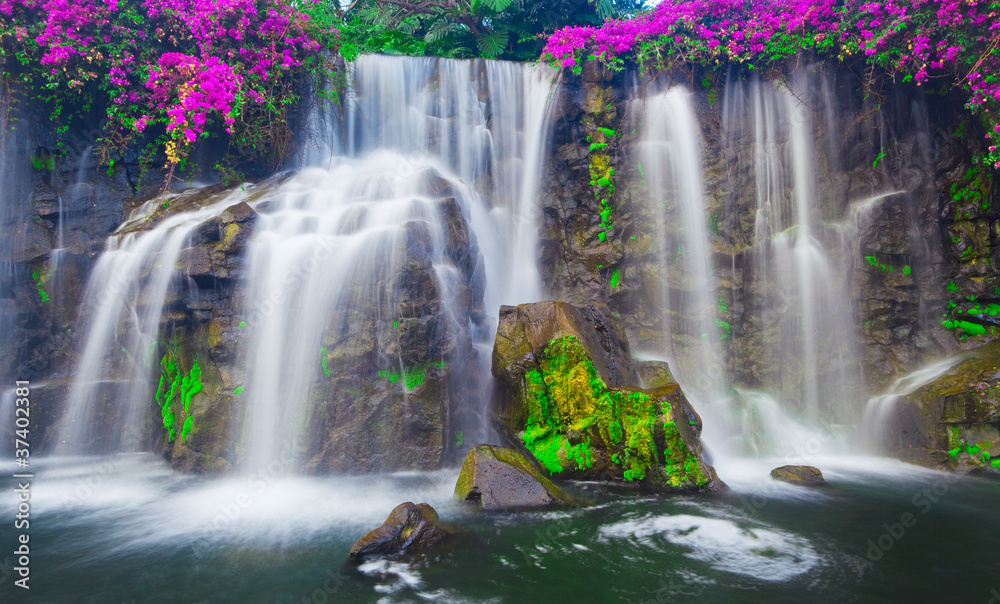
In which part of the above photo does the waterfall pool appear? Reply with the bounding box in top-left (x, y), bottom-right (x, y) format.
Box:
top-left (2, 454), bottom-right (996, 602)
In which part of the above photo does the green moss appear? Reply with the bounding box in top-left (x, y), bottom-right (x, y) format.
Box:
top-left (942, 319), bottom-right (987, 337)
top-left (404, 366), bottom-right (426, 390)
top-left (320, 347), bottom-right (331, 377)
top-left (610, 269), bottom-right (620, 290)
top-left (992, 459), bottom-right (1000, 469)
top-left (518, 336), bottom-right (706, 487)
top-left (233, 386), bottom-right (244, 396)
top-left (154, 352), bottom-right (202, 443)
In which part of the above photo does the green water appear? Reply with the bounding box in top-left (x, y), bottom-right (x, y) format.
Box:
top-left (1, 455), bottom-right (997, 603)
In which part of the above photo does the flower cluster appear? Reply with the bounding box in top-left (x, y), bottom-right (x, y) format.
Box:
top-left (544, 0), bottom-right (1000, 168)
top-left (1, 0), bottom-right (330, 177)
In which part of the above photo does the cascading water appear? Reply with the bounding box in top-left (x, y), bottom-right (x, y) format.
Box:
top-left (635, 73), bottom-right (875, 461)
top-left (55, 187), bottom-right (256, 453)
top-left (59, 56), bottom-right (560, 468)
top-left (637, 85), bottom-right (722, 396)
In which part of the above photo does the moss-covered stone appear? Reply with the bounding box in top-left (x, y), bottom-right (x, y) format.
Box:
top-left (885, 341), bottom-right (1000, 472)
top-left (492, 301), bottom-right (723, 492)
top-left (770, 465), bottom-right (826, 486)
top-left (454, 445), bottom-right (579, 509)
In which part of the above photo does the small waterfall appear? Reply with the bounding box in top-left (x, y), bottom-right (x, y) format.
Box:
top-left (56, 187), bottom-right (254, 453)
top-left (862, 355), bottom-right (967, 451)
top-left (739, 75), bottom-right (863, 423)
top-left (638, 85), bottom-right (722, 396)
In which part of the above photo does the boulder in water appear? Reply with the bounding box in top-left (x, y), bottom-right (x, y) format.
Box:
top-left (491, 301), bottom-right (724, 492)
top-left (454, 445), bottom-right (578, 509)
top-left (770, 465), bottom-right (826, 486)
top-left (348, 502), bottom-right (452, 562)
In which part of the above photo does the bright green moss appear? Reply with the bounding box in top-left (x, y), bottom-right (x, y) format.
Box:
top-left (610, 270), bottom-right (621, 290)
top-left (519, 336), bottom-right (706, 487)
top-left (154, 353), bottom-right (202, 443)
top-left (233, 386), bottom-right (244, 396)
top-left (320, 347), bottom-right (331, 377)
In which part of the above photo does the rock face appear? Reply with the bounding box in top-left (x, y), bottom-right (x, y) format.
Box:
top-left (884, 341), bottom-right (1000, 473)
top-left (348, 502), bottom-right (452, 562)
top-left (770, 465), bottom-right (826, 486)
top-left (454, 445), bottom-right (577, 510)
top-left (492, 301), bottom-right (724, 492)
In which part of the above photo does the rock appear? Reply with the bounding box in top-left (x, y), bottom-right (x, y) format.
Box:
top-left (770, 465), bottom-right (826, 486)
top-left (491, 301), bottom-right (724, 492)
top-left (454, 445), bottom-right (578, 509)
top-left (884, 341), bottom-right (1000, 473)
top-left (348, 502), bottom-right (452, 562)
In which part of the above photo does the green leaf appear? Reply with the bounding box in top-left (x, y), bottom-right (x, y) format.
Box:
top-left (477, 29), bottom-right (509, 58)
top-left (483, 0), bottom-right (513, 11)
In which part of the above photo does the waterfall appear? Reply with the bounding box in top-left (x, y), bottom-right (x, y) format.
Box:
top-left (58, 56), bottom-right (560, 468)
top-left (862, 355), bottom-right (966, 451)
top-left (635, 72), bottom-right (877, 458)
top-left (55, 187), bottom-right (256, 453)
top-left (638, 86), bottom-right (722, 396)
top-left (237, 56), bottom-right (559, 469)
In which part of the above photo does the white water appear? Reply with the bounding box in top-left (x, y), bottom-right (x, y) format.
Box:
top-left (638, 85), bottom-right (724, 398)
top-left (59, 56), bottom-right (560, 466)
top-left (56, 186), bottom-right (256, 453)
top-left (862, 355), bottom-right (967, 450)
top-left (637, 73), bottom-right (891, 460)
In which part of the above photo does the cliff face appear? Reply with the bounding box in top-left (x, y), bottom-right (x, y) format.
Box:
top-left (2, 56), bottom-right (997, 473)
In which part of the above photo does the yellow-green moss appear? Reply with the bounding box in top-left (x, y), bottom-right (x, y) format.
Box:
top-left (519, 336), bottom-right (707, 487)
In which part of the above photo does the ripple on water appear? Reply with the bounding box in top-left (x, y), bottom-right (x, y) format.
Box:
top-left (599, 513), bottom-right (821, 582)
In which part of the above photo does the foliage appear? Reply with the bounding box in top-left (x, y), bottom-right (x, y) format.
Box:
top-left (338, 0), bottom-right (646, 61)
top-left (1, 0), bottom-right (335, 185)
top-left (543, 0), bottom-right (1000, 169)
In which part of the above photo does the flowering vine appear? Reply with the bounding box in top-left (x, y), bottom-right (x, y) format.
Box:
top-left (1, 0), bottom-right (331, 185)
top-left (544, 0), bottom-right (1000, 169)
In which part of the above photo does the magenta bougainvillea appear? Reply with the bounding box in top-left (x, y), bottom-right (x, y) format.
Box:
top-left (1, 0), bottom-right (330, 177)
top-left (544, 0), bottom-right (1000, 168)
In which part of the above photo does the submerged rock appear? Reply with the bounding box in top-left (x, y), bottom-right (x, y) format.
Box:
top-left (348, 502), bottom-right (452, 562)
top-left (491, 301), bottom-right (724, 492)
top-left (454, 445), bottom-right (578, 509)
top-left (770, 465), bottom-right (826, 486)
top-left (884, 341), bottom-right (1000, 473)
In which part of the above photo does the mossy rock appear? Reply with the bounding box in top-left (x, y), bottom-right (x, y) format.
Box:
top-left (886, 341), bottom-right (1000, 472)
top-left (454, 445), bottom-right (580, 510)
top-left (491, 301), bottom-right (724, 492)
top-left (770, 465), bottom-right (826, 486)
top-left (348, 502), bottom-right (453, 562)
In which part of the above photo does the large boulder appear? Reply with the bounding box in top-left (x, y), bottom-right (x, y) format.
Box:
top-left (883, 342), bottom-right (1000, 473)
top-left (491, 301), bottom-right (724, 492)
top-left (348, 502), bottom-right (452, 562)
top-left (454, 445), bottom-right (579, 510)
top-left (770, 465), bottom-right (826, 486)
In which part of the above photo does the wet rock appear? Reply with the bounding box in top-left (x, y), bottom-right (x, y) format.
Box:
top-left (454, 445), bottom-right (578, 510)
top-left (885, 341), bottom-right (1000, 473)
top-left (770, 465), bottom-right (826, 486)
top-left (348, 502), bottom-right (452, 562)
top-left (491, 301), bottom-right (724, 492)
